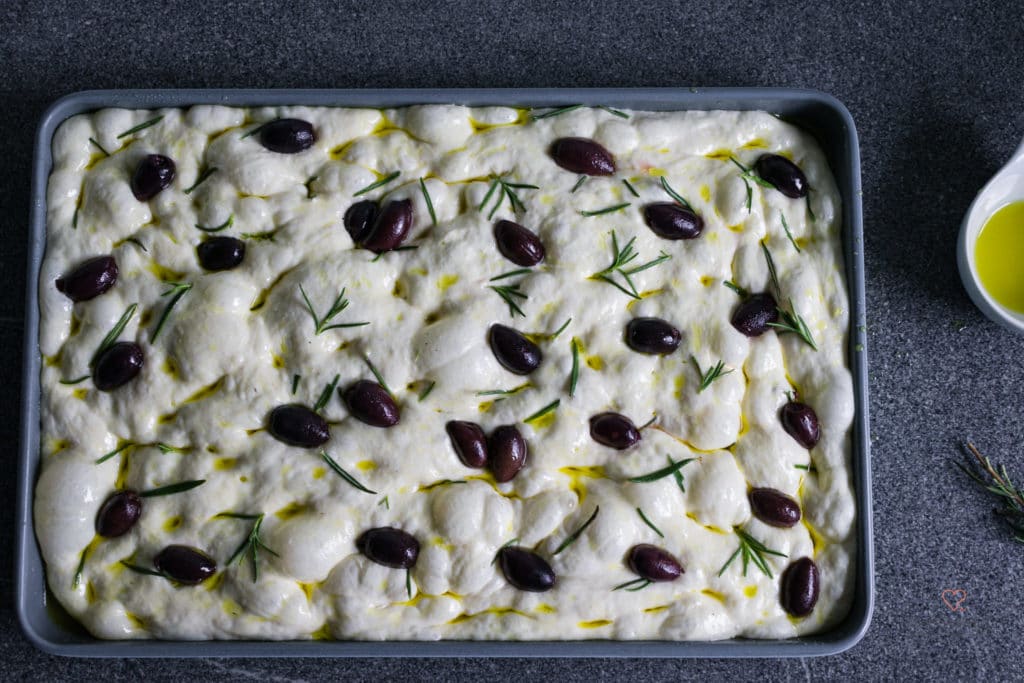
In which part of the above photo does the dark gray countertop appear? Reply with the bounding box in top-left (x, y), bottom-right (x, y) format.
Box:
top-left (3, 0), bottom-right (1023, 679)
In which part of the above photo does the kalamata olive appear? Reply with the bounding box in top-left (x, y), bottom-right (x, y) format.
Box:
top-left (589, 412), bottom-right (640, 450)
top-left (627, 544), bottom-right (684, 582)
top-left (95, 490), bottom-right (142, 537)
top-left (153, 545), bottom-right (217, 585)
top-left (131, 154), bottom-right (176, 201)
top-left (731, 292), bottom-right (779, 337)
top-left (488, 425), bottom-right (527, 482)
top-left (625, 317), bottom-right (681, 355)
top-left (259, 118), bottom-right (316, 154)
top-left (344, 380), bottom-right (400, 427)
top-left (494, 220), bottom-right (545, 266)
top-left (488, 324), bottom-right (543, 375)
top-left (550, 137), bottom-right (616, 176)
top-left (643, 203), bottom-right (704, 240)
top-left (267, 404), bottom-right (330, 447)
top-left (446, 420), bottom-right (488, 468)
top-left (749, 488), bottom-right (802, 528)
top-left (92, 342), bottom-right (144, 391)
top-left (344, 200), bottom-right (379, 244)
top-left (780, 557), bottom-right (820, 617)
top-left (196, 236), bottom-right (245, 271)
top-left (781, 401), bottom-right (821, 449)
top-left (754, 154), bottom-right (808, 199)
top-left (56, 255), bottom-right (118, 302)
top-left (361, 199), bottom-right (413, 253)
top-left (356, 527), bottom-right (420, 569)
top-left (497, 546), bottom-right (555, 592)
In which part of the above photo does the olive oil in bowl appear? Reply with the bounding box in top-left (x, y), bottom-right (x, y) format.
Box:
top-left (975, 201), bottom-right (1024, 313)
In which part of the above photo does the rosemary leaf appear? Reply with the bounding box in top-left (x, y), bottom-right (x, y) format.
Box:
top-left (636, 507), bottom-right (665, 538)
top-left (117, 115), bottom-right (164, 139)
top-left (364, 357), bottom-right (392, 396)
top-left (419, 178), bottom-right (437, 226)
top-left (477, 179), bottom-right (499, 212)
top-left (60, 375), bottom-right (91, 385)
top-left (122, 237), bottom-right (148, 252)
top-left (95, 441), bottom-right (133, 464)
top-left (580, 202), bottom-right (631, 217)
top-left (761, 242), bottom-right (781, 295)
top-left (523, 398), bottom-right (560, 424)
top-left (313, 374), bottom-right (340, 413)
top-left (659, 176), bottom-right (693, 211)
top-left (553, 506), bottom-right (600, 555)
top-left (489, 268), bottom-right (532, 282)
top-left (184, 167), bottom-right (218, 195)
top-left (569, 338), bottom-right (580, 398)
top-left (120, 561), bottom-right (165, 577)
top-left (418, 380), bottom-right (436, 402)
top-left (613, 577), bottom-right (652, 592)
top-left (292, 374), bottom-right (301, 394)
top-left (622, 178), bottom-right (640, 197)
top-left (532, 104), bottom-right (584, 120)
top-left (378, 496), bottom-right (390, 509)
top-left (628, 457), bottom-right (696, 483)
top-left (781, 214), bottom-right (801, 253)
top-left (476, 383), bottom-right (531, 397)
top-left (155, 443), bottom-right (189, 454)
top-left (599, 105), bottom-right (630, 119)
top-left (489, 282), bottom-right (528, 317)
top-left (321, 450), bottom-right (377, 494)
top-left (195, 214), bottom-right (233, 232)
top-left (93, 303), bottom-right (137, 365)
top-left (718, 528), bottom-right (786, 578)
top-left (691, 356), bottom-right (734, 392)
top-left (89, 137), bottom-right (109, 157)
top-left (240, 122), bottom-right (268, 139)
top-left (768, 300), bottom-right (818, 350)
top-left (300, 285), bottom-right (370, 335)
top-left (723, 280), bottom-right (748, 297)
top-left (139, 480), bottom-right (206, 498)
top-left (549, 317), bottom-right (571, 340)
top-left (571, 175), bottom-right (587, 193)
top-left (353, 171), bottom-right (400, 197)
top-left (151, 282), bottom-right (192, 342)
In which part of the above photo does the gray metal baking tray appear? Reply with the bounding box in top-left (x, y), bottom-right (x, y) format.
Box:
top-left (17, 88), bottom-right (872, 658)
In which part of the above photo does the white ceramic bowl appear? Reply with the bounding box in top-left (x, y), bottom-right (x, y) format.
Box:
top-left (958, 138), bottom-right (1024, 333)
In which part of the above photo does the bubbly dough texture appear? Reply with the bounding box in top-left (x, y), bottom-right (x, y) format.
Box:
top-left (36, 104), bottom-right (856, 641)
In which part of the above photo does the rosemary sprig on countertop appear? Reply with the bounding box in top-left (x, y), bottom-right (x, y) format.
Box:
top-left (958, 442), bottom-right (1024, 543)
top-left (590, 230), bottom-right (671, 300)
top-left (552, 506), bottom-right (600, 555)
top-left (151, 282), bottom-right (192, 342)
top-left (718, 528), bottom-right (787, 578)
top-left (223, 513), bottom-right (279, 582)
top-left (691, 356), bottom-right (734, 392)
top-left (299, 285), bottom-right (370, 335)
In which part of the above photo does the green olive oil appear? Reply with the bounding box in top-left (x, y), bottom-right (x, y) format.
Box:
top-left (975, 201), bottom-right (1024, 312)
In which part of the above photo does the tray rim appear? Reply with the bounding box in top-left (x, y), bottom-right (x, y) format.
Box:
top-left (17, 87), bottom-right (872, 658)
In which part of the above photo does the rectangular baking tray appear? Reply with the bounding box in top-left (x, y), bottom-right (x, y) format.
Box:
top-left (17, 88), bottom-right (872, 658)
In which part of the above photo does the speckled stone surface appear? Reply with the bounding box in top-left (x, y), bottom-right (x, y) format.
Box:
top-left (3, 0), bottom-right (1024, 679)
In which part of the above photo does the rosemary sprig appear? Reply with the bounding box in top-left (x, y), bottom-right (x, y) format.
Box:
top-left (313, 374), bottom-right (340, 413)
top-left (523, 399), bottom-right (560, 424)
top-left (151, 282), bottom-right (192, 342)
top-left (225, 513), bottom-right (279, 583)
top-left (121, 561), bottom-right (165, 578)
top-left (761, 242), bottom-right (781, 295)
top-left (378, 496), bottom-right (390, 509)
top-left (418, 380), bottom-right (436, 401)
top-left (195, 214), bottom-right (233, 232)
top-left (89, 137), bottom-right (109, 157)
top-left (729, 156), bottom-right (773, 212)
top-left (138, 480), bottom-right (205, 498)
top-left (156, 443), bottom-right (189, 454)
top-left (476, 383), bottom-right (531, 398)
top-left (569, 338), bottom-right (580, 398)
top-left (353, 171), bottom-right (400, 197)
top-left (489, 282), bottom-right (528, 317)
top-left (571, 176), bottom-right (587, 193)
top-left (92, 303), bottom-right (137, 366)
top-left (613, 577), bottom-right (652, 592)
top-left (117, 115), bottom-right (164, 139)
top-left (622, 178), bottom-right (640, 197)
top-left (718, 528), bottom-right (787, 578)
top-left (723, 280), bottom-right (748, 297)
top-left (184, 167), bottom-right (218, 195)
top-left (691, 356), bottom-right (734, 392)
top-left (769, 300), bottom-right (818, 350)
top-left (95, 441), bottom-right (134, 464)
top-left (636, 507), bottom-right (664, 538)
top-left (299, 285), bottom-right (370, 335)
top-left (590, 230), bottom-right (672, 299)
top-left (659, 176), bottom-right (693, 211)
top-left (490, 268), bottom-right (532, 282)
top-left (419, 178), bottom-right (437, 226)
top-left (628, 457), bottom-right (696, 483)
top-left (580, 202), bottom-right (631, 217)
top-left (478, 176), bottom-right (539, 218)
top-left (552, 506), bottom-right (600, 555)
top-left (781, 214), bottom-right (801, 253)
top-left (549, 318), bottom-right (572, 340)
top-left (532, 104), bottom-right (585, 119)
top-left (364, 357), bottom-right (392, 395)
top-left (320, 450), bottom-right (377, 494)
top-left (958, 442), bottom-right (1024, 543)
top-left (668, 454), bottom-right (688, 493)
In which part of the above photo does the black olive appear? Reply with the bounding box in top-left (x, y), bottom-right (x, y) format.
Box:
top-left (153, 545), bottom-right (217, 585)
top-left (780, 401), bottom-right (821, 449)
top-left (643, 203), bottom-right (704, 240)
top-left (488, 324), bottom-right (543, 375)
top-left (55, 255), bottom-right (118, 302)
top-left (627, 544), bottom-right (684, 582)
top-left (754, 154), bottom-right (809, 198)
top-left (131, 154), bottom-right (176, 201)
top-left (731, 292), bottom-right (779, 337)
top-left (344, 380), bottom-right (400, 427)
top-left (488, 425), bottom-right (527, 482)
top-left (748, 488), bottom-right (802, 528)
top-left (267, 404), bottom-right (330, 447)
top-left (92, 342), bottom-right (144, 392)
top-left (625, 317), bottom-right (681, 355)
top-left (196, 236), bottom-right (245, 271)
top-left (446, 420), bottom-right (488, 468)
top-left (95, 490), bottom-right (142, 537)
top-left (344, 200), bottom-right (379, 244)
top-left (356, 527), bottom-right (420, 569)
top-left (259, 118), bottom-right (316, 154)
top-left (497, 546), bottom-right (555, 592)
top-left (550, 138), bottom-right (616, 176)
top-left (780, 557), bottom-right (820, 617)
top-left (494, 220), bottom-right (545, 266)
top-left (361, 199), bottom-right (413, 253)
top-left (589, 412), bottom-right (640, 450)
